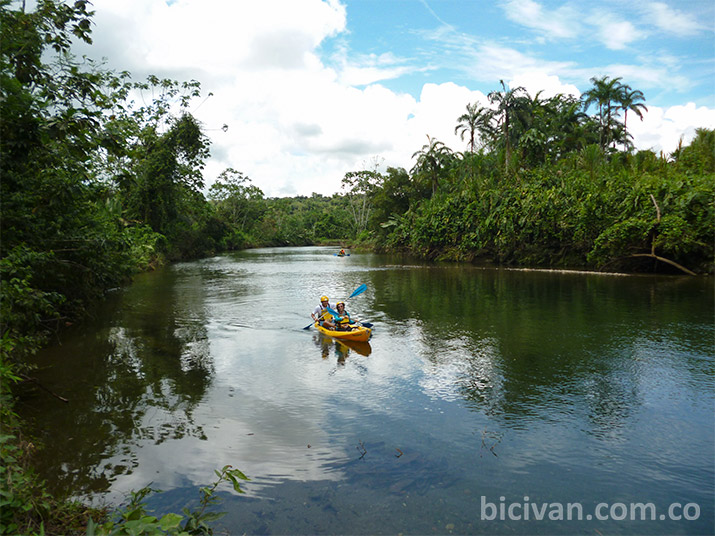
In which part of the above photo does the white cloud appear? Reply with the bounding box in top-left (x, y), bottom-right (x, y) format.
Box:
top-left (589, 12), bottom-right (646, 50)
top-left (465, 44), bottom-right (576, 84)
top-left (508, 72), bottom-right (581, 99)
top-left (197, 71), bottom-right (422, 196)
top-left (648, 2), bottom-right (703, 37)
top-left (405, 82), bottom-right (490, 154)
top-left (629, 102), bottom-right (715, 155)
top-left (500, 0), bottom-right (580, 39)
top-left (337, 52), bottom-right (415, 86)
top-left (87, 0), bottom-right (346, 78)
top-left (71, 0), bottom-right (715, 197)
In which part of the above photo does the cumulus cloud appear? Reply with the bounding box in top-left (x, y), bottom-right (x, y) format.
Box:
top-left (630, 102), bottom-right (715, 155)
top-left (66, 0), bottom-right (714, 197)
top-left (85, 0), bottom-right (346, 78)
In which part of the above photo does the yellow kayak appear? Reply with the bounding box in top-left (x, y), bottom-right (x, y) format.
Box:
top-left (315, 322), bottom-right (372, 342)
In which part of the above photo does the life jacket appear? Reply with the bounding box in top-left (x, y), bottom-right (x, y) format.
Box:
top-left (316, 304), bottom-right (334, 323)
top-left (335, 311), bottom-right (351, 325)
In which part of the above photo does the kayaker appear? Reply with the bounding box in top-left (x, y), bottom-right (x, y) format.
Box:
top-left (312, 295), bottom-right (336, 329)
top-left (333, 301), bottom-right (354, 331)
top-left (339, 248), bottom-right (346, 256)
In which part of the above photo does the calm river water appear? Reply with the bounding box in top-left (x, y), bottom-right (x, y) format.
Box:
top-left (19, 247), bottom-right (714, 535)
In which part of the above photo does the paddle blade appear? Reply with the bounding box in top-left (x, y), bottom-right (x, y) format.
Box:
top-left (303, 322), bottom-right (314, 330)
top-left (348, 284), bottom-right (367, 299)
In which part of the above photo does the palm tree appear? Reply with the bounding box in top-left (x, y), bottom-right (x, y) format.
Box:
top-left (487, 80), bottom-right (528, 172)
top-left (547, 95), bottom-right (593, 157)
top-left (619, 85), bottom-right (647, 145)
top-left (581, 76), bottom-right (624, 149)
top-left (411, 135), bottom-right (453, 196)
top-left (454, 102), bottom-right (490, 153)
top-left (609, 121), bottom-right (632, 152)
top-left (515, 90), bottom-right (554, 165)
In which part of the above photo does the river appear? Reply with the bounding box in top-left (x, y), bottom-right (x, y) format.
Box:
top-left (19, 246), bottom-right (714, 535)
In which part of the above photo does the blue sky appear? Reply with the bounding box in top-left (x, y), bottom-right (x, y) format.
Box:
top-left (332, 0), bottom-right (714, 108)
top-left (73, 0), bottom-right (714, 196)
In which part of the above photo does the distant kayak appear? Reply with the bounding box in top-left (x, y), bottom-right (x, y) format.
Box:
top-left (334, 253), bottom-right (350, 257)
top-left (315, 322), bottom-right (371, 342)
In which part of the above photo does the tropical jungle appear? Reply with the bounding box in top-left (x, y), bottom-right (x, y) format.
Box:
top-left (1, 1), bottom-right (713, 534)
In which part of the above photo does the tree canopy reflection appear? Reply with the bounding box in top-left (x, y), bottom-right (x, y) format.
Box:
top-left (21, 269), bottom-right (216, 498)
top-left (367, 265), bottom-right (711, 439)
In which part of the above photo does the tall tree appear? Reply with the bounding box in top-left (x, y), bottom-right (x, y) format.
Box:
top-left (95, 75), bottom-right (212, 241)
top-left (123, 112), bottom-right (210, 235)
top-left (674, 128), bottom-right (715, 172)
top-left (341, 158), bottom-right (383, 236)
top-left (341, 170), bottom-right (378, 236)
top-left (1, 0), bottom-right (105, 251)
top-left (454, 102), bottom-right (490, 153)
top-left (208, 168), bottom-right (264, 231)
top-left (619, 85), bottom-right (647, 145)
top-left (369, 166), bottom-right (413, 233)
top-left (411, 135), bottom-right (453, 196)
top-left (487, 80), bottom-right (528, 172)
top-left (0, 0), bottom-right (142, 325)
top-left (549, 95), bottom-right (596, 157)
top-left (581, 75), bottom-right (624, 149)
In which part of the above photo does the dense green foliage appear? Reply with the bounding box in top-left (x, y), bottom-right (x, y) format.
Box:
top-left (374, 141), bottom-right (713, 274)
top-left (0, 1), bottom-right (712, 534)
top-left (363, 79), bottom-right (713, 275)
top-left (0, 0), bottom-right (216, 367)
top-left (0, 2), bottom-right (227, 534)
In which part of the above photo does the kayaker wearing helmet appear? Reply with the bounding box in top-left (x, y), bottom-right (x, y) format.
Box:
top-left (333, 301), bottom-right (354, 331)
top-left (312, 295), bottom-right (336, 329)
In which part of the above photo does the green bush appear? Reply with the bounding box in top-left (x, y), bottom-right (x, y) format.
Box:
top-left (88, 466), bottom-right (249, 536)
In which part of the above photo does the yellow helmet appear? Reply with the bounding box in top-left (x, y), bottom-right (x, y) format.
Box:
top-left (320, 295), bottom-right (329, 302)
top-left (336, 301), bottom-right (345, 307)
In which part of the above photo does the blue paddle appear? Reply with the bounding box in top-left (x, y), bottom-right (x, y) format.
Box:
top-left (302, 312), bottom-right (325, 330)
top-left (348, 284), bottom-right (367, 299)
top-left (302, 284), bottom-right (367, 330)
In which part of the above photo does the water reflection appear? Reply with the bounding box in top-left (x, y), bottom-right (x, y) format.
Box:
top-left (313, 333), bottom-right (372, 364)
top-left (17, 249), bottom-right (714, 534)
top-left (367, 265), bottom-right (712, 443)
top-left (20, 268), bottom-right (216, 498)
